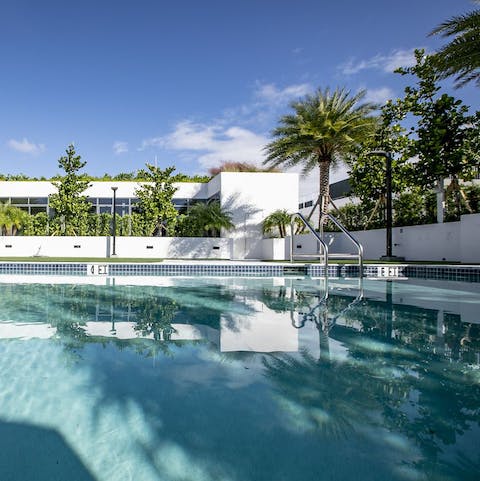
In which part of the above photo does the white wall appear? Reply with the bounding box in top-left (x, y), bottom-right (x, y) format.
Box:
top-left (329, 222), bottom-right (461, 261)
top-left (460, 213), bottom-right (480, 264)
top-left (262, 238), bottom-right (286, 261)
top-left (0, 180), bottom-right (208, 199)
top-left (219, 172), bottom-right (298, 259)
top-left (284, 213), bottom-right (480, 262)
top-left (0, 236), bottom-right (232, 259)
top-left (117, 237), bottom-right (232, 259)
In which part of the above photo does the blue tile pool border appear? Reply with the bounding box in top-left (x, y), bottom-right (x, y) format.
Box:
top-left (0, 262), bottom-right (479, 282)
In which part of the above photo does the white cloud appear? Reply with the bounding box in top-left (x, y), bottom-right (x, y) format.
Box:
top-left (255, 82), bottom-right (312, 105)
top-left (7, 138), bottom-right (45, 155)
top-left (340, 48), bottom-right (420, 75)
top-left (138, 82), bottom-right (314, 172)
top-left (145, 120), bottom-right (269, 170)
top-left (364, 86), bottom-right (394, 104)
top-left (113, 141), bottom-right (128, 154)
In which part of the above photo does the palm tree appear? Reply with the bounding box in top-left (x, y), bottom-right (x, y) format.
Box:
top-left (185, 201), bottom-right (235, 237)
top-left (429, 2), bottom-right (480, 87)
top-left (264, 88), bottom-right (377, 228)
top-left (262, 209), bottom-right (292, 238)
top-left (0, 202), bottom-right (29, 235)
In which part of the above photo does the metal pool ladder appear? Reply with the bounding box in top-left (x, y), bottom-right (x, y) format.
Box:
top-left (290, 212), bottom-right (329, 276)
top-left (290, 212), bottom-right (364, 278)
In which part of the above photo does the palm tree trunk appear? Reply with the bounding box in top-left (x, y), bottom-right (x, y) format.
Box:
top-left (318, 161), bottom-right (330, 229)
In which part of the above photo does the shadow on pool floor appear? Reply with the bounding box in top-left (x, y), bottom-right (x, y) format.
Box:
top-left (0, 420), bottom-right (96, 481)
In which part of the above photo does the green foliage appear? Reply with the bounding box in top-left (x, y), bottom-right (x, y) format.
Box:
top-left (349, 99), bottom-right (415, 203)
top-left (208, 162), bottom-right (279, 175)
top-left (350, 50), bottom-right (480, 225)
top-left (393, 190), bottom-right (436, 227)
top-left (331, 201), bottom-right (381, 231)
top-left (0, 173), bottom-right (33, 181)
top-left (265, 88), bottom-right (378, 174)
top-left (264, 88), bottom-right (378, 225)
top-left (393, 50), bottom-right (480, 188)
top-left (134, 164), bottom-right (179, 236)
top-left (49, 145), bottom-right (92, 235)
top-left (175, 201), bottom-right (234, 237)
top-left (429, 4), bottom-right (480, 88)
top-left (23, 212), bottom-right (49, 235)
top-left (464, 184), bottom-right (480, 212)
top-left (329, 184), bottom-right (480, 232)
top-left (0, 169), bottom-right (210, 183)
top-left (262, 210), bottom-right (292, 238)
top-left (0, 202), bottom-right (29, 235)
top-left (172, 173), bottom-right (211, 183)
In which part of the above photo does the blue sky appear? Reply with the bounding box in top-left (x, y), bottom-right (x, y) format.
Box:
top-left (1, 0), bottom-right (478, 193)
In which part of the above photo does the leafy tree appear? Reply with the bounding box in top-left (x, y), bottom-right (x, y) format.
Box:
top-left (393, 190), bottom-right (435, 227)
top-left (23, 212), bottom-right (49, 235)
top-left (347, 99), bottom-right (421, 228)
top-left (176, 201), bottom-right (234, 237)
top-left (134, 164), bottom-right (178, 236)
top-left (429, 1), bottom-right (480, 88)
top-left (393, 50), bottom-right (480, 220)
top-left (49, 145), bottom-right (91, 235)
top-left (264, 88), bottom-right (377, 227)
top-left (325, 201), bottom-right (381, 231)
top-left (262, 209), bottom-right (292, 238)
top-left (0, 202), bottom-right (28, 235)
top-left (348, 104), bottom-right (414, 220)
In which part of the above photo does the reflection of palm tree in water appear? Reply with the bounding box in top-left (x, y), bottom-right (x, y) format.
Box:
top-left (262, 347), bottom-right (397, 439)
top-left (263, 281), bottom-right (480, 477)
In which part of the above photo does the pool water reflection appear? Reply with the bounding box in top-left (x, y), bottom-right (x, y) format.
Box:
top-left (0, 277), bottom-right (478, 481)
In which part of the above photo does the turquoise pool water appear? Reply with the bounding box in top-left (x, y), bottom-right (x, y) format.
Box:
top-left (0, 277), bottom-right (479, 481)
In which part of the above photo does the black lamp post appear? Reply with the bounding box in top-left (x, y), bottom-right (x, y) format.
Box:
top-left (111, 186), bottom-right (118, 257)
top-left (367, 151), bottom-right (404, 261)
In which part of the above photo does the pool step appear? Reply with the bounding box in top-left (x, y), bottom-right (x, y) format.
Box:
top-left (283, 265), bottom-right (308, 276)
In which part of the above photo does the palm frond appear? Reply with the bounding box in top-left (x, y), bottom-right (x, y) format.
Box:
top-left (430, 7), bottom-right (480, 87)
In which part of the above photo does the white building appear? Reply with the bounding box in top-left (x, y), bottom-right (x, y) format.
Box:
top-left (0, 172), bottom-right (299, 259)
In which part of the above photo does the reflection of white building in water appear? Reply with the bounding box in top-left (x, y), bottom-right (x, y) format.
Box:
top-left (0, 315), bottom-right (301, 354)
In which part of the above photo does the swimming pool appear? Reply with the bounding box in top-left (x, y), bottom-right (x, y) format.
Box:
top-left (0, 276), bottom-right (478, 481)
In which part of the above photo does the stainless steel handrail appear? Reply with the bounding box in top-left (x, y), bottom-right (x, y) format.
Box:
top-left (290, 213), bottom-right (329, 276)
top-left (325, 213), bottom-right (364, 277)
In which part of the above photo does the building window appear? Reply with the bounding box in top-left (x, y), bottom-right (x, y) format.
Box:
top-left (30, 206), bottom-right (48, 215)
top-left (298, 203), bottom-right (304, 209)
top-left (305, 200), bottom-right (313, 208)
top-left (29, 197), bottom-right (49, 204)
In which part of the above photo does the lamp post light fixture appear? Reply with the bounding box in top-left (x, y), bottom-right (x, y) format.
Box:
top-left (367, 150), bottom-right (404, 261)
top-left (111, 186), bottom-right (118, 257)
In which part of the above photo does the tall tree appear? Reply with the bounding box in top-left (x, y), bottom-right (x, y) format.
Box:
top-left (393, 50), bottom-right (480, 221)
top-left (348, 103), bottom-right (414, 227)
top-left (49, 145), bottom-right (91, 235)
top-left (264, 88), bottom-right (377, 228)
top-left (429, 1), bottom-right (480, 88)
top-left (134, 164), bottom-right (178, 236)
